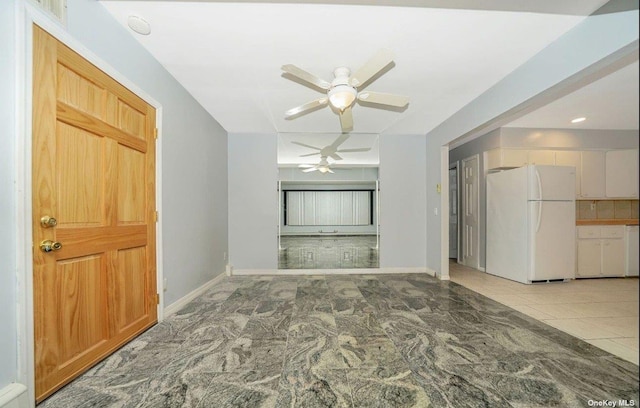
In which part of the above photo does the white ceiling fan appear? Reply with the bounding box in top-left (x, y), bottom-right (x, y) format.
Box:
top-left (282, 49), bottom-right (409, 132)
top-left (298, 156), bottom-right (335, 174)
top-left (292, 134), bottom-right (371, 161)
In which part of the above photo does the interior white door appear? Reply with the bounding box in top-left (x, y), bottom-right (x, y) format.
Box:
top-left (449, 166), bottom-right (458, 259)
top-left (462, 156), bottom-right (479, 269)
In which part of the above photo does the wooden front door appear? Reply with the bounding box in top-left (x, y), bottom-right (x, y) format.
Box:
top-left (32, 25), bottom-right (157, 402)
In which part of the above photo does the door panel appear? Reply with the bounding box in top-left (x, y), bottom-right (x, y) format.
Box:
top-left (118, 146), bottom-right (146, 223)
top-left (57, 123), bottom-right (105, 225)
top-left (115, 247), bottom-right (149, 332)
top-left (448, 167), bottom-right (458, 259)
top-left (33, 25), bottom-right (157, 402)
top-left (461, 156), bottom-right (479, 268)
top-left (57, 255), bottom-right (107, 364)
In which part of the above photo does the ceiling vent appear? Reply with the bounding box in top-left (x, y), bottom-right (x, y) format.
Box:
top-left (34, 0), bottom-right (67, 25)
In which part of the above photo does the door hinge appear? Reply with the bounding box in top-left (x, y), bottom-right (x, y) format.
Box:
top-left (155, 211), bottom-right (159, 222)
top-left (156, 293), bottom-right (160, 305)
top-left (154, 128), bottom-right (158, 139)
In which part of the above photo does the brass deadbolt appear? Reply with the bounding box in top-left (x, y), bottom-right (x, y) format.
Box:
top-left (40, 216), bottom-right (58, 228)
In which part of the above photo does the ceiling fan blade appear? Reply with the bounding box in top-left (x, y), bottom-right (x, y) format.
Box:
top-left (282, 64), bottom-right (331, 90)
top-left (358, 91), bottom-right (409, 108)
top-left (285, 97), bottom-right (328, 119)
top-left (302, 167), bottom-right (318, 173)
top-left (326, 168), bottom-right (335, 174)
top-left (299, 152), bottom-right (321, 157)
top-left (330, 152), bottom-right (343, 161)
top-left (291, 141), bottom-right (322, 150)
top-left (337, 147), bottom-right (371, 153)
top-left (339, 107), bottom-right (353, 132)
top-left (329, 133), bottom-right (350, 149)
top-left (350, 49), bottom-right (394, 88)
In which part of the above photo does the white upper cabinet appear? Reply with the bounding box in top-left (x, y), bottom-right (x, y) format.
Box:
top-left (580, 151), bottom-right (606, 198)
top-left (485, 148), bottom-right (638, 198)
top-left (486, 148), bottom-right (554, 169)
top-left (554, 151), bottom-right (581, 197)
top-left (486, 148), bottom-right (528, 169)
top-left (527, 150), bottom-right (555, 165)
top-left (605, 149), bottom-right (639, 198)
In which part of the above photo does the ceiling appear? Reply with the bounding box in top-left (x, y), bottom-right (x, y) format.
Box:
top-left (100, 1), bottom-right (612, 136)
top-left (505, 61), bottom-right (639, 130)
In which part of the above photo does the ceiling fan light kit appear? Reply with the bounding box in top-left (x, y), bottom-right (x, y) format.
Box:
top-left (282, 49), bottom-right (409, 132)
top-left (327, 67), bottom-right (357, 111)
top-left (328, 85), bottom-right (357, 111)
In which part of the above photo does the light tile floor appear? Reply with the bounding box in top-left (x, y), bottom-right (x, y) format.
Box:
top-left (449, 260), bottom-right (640, 365)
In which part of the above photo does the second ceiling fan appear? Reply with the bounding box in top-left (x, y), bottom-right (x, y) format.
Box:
top-left (282, 49), bottom-right (409, 132)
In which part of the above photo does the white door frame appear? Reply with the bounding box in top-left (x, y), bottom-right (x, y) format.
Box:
top-left (14, 3), bottom-right (164, 404)
top-left (461, 154), bottom-right (480, 269)
top-left (448, 161), bottom-right (460, 261)
top-left (439, 146), bottom-right (450, 280)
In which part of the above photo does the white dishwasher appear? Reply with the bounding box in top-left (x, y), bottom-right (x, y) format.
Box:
top-left (626, 225), bottom-right (639, 277)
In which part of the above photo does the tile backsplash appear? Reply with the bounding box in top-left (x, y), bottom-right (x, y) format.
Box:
top-left (576, 200), bottom-right (639, 220)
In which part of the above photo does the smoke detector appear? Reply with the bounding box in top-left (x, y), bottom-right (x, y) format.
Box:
top-left (127, 15), bottom-right (151, 35)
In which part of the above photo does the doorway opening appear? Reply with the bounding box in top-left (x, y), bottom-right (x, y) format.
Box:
top-left (277, 133), bottom-right (380, 270)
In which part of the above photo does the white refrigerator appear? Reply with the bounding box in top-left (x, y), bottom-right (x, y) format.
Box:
top-left (486, 165), bottom-right (576, 284)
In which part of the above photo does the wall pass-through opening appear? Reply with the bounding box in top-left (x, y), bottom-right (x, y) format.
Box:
top-left (277, 133), bottom-right (380, 270)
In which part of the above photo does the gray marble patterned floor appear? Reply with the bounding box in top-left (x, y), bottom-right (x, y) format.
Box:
top-left (279, 236), bottom-right (379, 269)
top-left (38, 274), bottom-right (639, 408)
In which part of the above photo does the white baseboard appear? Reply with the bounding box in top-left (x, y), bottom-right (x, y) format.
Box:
top-left (0, 383), bottom-right (28, 408)
top-left (163, 273), bottom-right (226, 317)
top-left (232, 267), bottom-right (433, 276)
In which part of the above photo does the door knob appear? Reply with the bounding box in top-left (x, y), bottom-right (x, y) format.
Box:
top-left (40, 216), bottom-right (58, 228)
top-left (40, 240), bottom-right (62, 252)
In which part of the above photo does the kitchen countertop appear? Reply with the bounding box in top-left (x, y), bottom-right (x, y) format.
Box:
top-left (576, 219), bottom-right (639, 226)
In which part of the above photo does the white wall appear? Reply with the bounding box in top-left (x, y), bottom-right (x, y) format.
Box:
top-left (0, 0), bottom-right (17, 389)
top-left (228, 133), bottom-right (278, 271)
top-left (65, 0), bottom-right (229, 305)
top-left (379, 134), bottom-right (427, 269)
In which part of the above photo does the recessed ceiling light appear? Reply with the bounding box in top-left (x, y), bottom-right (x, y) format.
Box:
top-left (127, 15), bottom-right (151, 35)
top-left (571, 117), bottom-right (586, 123)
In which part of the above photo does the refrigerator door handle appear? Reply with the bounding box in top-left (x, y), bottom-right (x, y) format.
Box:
top-left (536, 201), bottom-right (542, 233)
top-left (535, 168), bottom-right (543, 200)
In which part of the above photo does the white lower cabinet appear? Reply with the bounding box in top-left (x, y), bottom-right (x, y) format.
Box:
top-left (577, 239), bottom-right (602, 277)
top-left (576, 226), bottom-right (625, 278)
